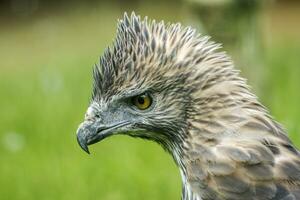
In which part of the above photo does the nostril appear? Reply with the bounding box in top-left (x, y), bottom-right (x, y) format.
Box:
top-left (95, 114), bottom-right (101, 118)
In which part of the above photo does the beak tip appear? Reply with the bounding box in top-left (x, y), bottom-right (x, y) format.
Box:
top-left (85, 145), bottom-right (90, 154)
top-left (77, 132), bottom-right (90, 155)
top-left (80, 145), bottom-right (90, 154)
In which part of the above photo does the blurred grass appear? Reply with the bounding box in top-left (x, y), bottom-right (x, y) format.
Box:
top-left (0, 2), bottom-right (299, 200)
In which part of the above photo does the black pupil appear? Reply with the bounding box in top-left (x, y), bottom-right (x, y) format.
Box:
top-left (137, 96), bottom-right (145, 104)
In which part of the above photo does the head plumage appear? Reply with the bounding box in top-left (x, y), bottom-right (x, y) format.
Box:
top-left (92, 12), bottom-right (234, 101)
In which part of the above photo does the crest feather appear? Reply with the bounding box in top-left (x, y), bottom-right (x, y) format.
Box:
top-left (93, 12), bottom-right (232, 99)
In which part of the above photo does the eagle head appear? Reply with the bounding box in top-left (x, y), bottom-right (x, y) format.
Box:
top-left (77, 14), bottom-right (223, 155)
top-left (76, 12), bottom-right (300, 200)
top-left (76, 12), bottom-right (237, 157)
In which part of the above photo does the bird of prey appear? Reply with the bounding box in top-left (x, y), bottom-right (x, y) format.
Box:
top-left (76, 13), bottom-right (300, 200)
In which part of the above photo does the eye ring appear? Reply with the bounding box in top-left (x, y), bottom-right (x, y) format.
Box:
top-left (131, 93), bottom-right (152, 110)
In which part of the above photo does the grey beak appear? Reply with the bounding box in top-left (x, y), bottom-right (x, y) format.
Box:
top-left (77, 134), bottom-right (90, 154)
top-left (76, 122), bottom-right (95, 154)
top-left (76, 120), bottom-right (130, 154)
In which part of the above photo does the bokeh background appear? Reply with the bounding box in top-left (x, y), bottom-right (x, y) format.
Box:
top-left (0, 0), bottom-right (299, 199)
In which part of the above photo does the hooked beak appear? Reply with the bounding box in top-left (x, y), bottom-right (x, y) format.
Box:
top-left (76, 121), bottom-right (130, 154)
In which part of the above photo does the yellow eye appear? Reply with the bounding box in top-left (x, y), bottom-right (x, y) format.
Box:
top-left (132, 93), bottom-right (152, 110)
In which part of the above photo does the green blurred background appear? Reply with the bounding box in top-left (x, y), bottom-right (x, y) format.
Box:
top-left (0, 0), bottom-right (299, 199)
